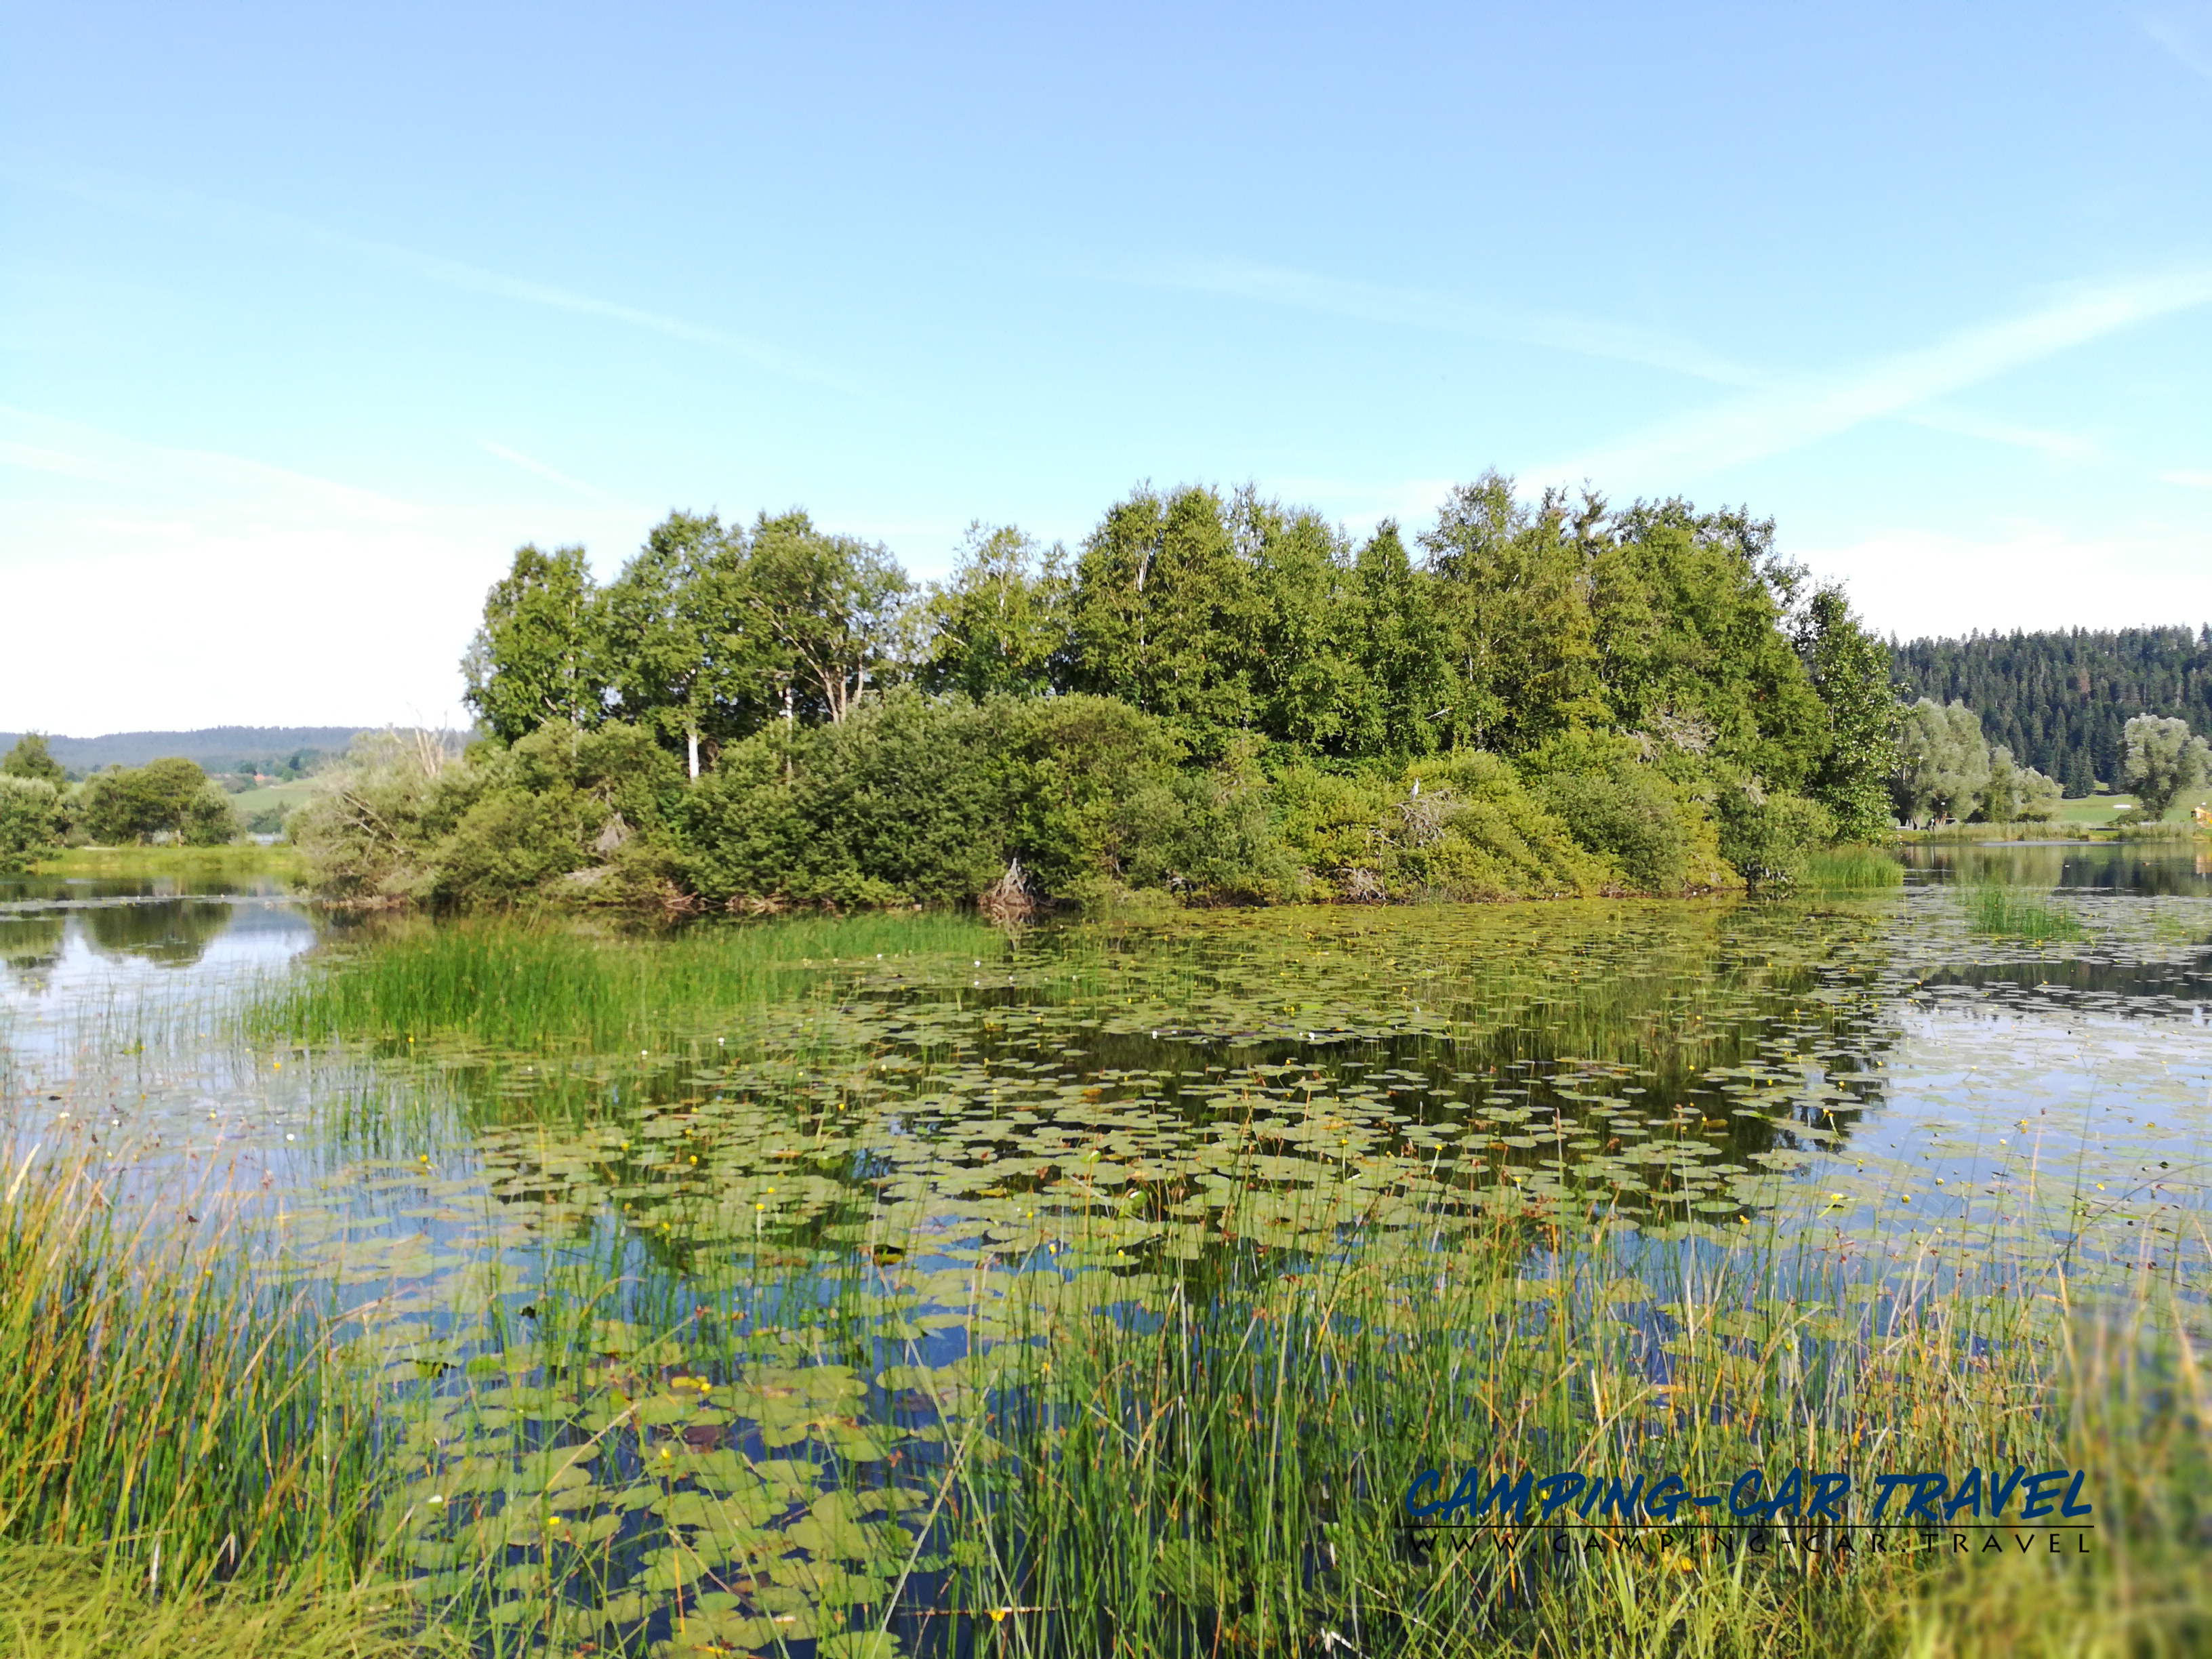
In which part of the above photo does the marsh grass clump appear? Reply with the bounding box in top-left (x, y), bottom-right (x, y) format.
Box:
top-left (258, 910), bottom-right (997, 1052)
top-left (1801, 844), bottom-right (1905, 890)
top-left (0, 1146), bottom-right (384, 1600)
top-left (1961, 883), bottom-right (2087, 941)
top-left (0, 1547), bottom-right (449, 1659)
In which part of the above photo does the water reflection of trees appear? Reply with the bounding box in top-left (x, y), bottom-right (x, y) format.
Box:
top-left (81, 899), bottom-right (236, 967)
top-left (430, 903), bottom-right (1909, 1272)
top-left (0, 915), bottom-right (66, 993)
top-left (1903, 842), bottom-right (2212, 897)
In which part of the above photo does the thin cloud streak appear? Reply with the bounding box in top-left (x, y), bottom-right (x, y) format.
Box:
top-left (477, 440), bottom-right (623, 505)
top-left (2141, 9), bottom-right (2212, 87)
top-left (0, 404), bottom-right (419, 516)
top-left (5, 155), bottom-right (853, 392)
top-left (1547, 266), bottom-right (2212, 483)
top-left (1114, 258), bottom-right (1769, 387)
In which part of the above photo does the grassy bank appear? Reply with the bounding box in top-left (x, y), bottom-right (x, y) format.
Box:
top-left (0, 1549), bottom-right (443, 1659)
top-left (257, 911), bottom-right (999, 1052)
top-left (30, 843), bottom-right (306, 882)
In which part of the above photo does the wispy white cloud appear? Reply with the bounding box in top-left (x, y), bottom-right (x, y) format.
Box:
top-left (0, 407), bottom-right (655, 731)
top-left (477, 440), bottom-right (623, 505)
top-left (1896, 406), bottom-right (2110, 463)
top-left (2160, 467), bottom-right (2212, 488)
top-left (0, 404), bottom-right (417, 516)
top-left (1799, 520), bottom-right (2212, 638)
top-left (1110, 257), bottom-right (1769, 387)
top-left (1545, 266), bottom-right (2212, 484)
top-left (2141, 8), bottom-right (2212, 87)
top-left (4, 155), bottom-right (853, 392)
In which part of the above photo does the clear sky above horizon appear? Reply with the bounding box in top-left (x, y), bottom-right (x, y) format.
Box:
top-left (7, 1), bottom-right (2212, 735)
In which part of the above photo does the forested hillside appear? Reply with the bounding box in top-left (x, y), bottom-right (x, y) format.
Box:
top-left (0, 726), bottom-right (367, 779)
top-left (1892, 627), bottom-right (2212, 796)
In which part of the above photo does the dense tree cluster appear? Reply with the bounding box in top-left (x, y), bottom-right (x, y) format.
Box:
top-left (1889, 698), bottom-right (2064, 827)
top-left (0, 735), bottom-right (241, 865)
top-left (1891, 626), bottom-right (2212, 796)
top-left (300, 476), bottom-right (1900, 910)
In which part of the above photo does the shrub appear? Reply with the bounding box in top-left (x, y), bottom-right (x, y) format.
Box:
top-left (1273, 754), bottom-right (1622, 900)
top-left (1520, 734), bottom-right (1735, 894)
top-left (75, 758), bottom-right (237, 845)
top-left (291, 724), bottom-right (681, 906)
top-left (0, 775), bottom-right (62, 872)
top-left (673, 691), bottom-right (1296, 910)
top-left (1713, 775), bottom-right (1837, 893)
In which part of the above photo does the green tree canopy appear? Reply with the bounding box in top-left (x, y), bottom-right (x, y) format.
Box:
top-left (1068, 485), bottom-right (1270, 750)
top-left (2123, 714), bottom-right (2209, 819)
top-left (462, 545), bottom-right (608, 743)
top-left (743, 511), bottom-right (912, 724)
top-left (1, 733), bottom-right (68, 788)
top-left (599, 513), bottom-right (767, 776)
top-left (917, 523), bottom-right (1071, 699)
top-left (0, 775), bottom-right (62, 872)
top-left (77, 758), bottom-right (237, 845)
top-left (1891, 699), bottom-right (1990, 825)
top-left (1795, 587), bottom-right (1898, 840)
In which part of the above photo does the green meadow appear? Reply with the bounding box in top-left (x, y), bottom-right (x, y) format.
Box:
top-left (1, 848), bottom-right (2207, 1656)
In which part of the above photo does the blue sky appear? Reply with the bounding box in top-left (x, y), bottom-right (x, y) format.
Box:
top-left (6, 1), bottom-right (2212, 732)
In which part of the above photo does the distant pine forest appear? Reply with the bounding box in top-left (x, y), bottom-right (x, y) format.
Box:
top-left (1891, 626), bottom-right (2212, 796)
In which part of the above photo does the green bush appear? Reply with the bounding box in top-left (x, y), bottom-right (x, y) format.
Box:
top-left (290, 693), bottom-right (1869, 914)
top-left (291, 723), bottom-right (681, 906)
top-left (672, 691), bottom-right (1298, 910)
top-left (0, 775), bottom-right (62, 872)
top-left (1272, 753), bottom-right (1624, 900)
top-left (1712, 773), bottom-right (1838, 893)
top-left (676, 695), bottom-right (1007, 909)
top-left (1520, 733), bottom-right (1735, 894)
top-left (74, 758), bottom-right (237, 846)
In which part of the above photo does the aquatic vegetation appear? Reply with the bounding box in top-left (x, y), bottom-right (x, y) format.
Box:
top-left (7, 855), bottom-right (2210, 1655)
top-left (0, 1547), bottom-right (451, 1659)
top-left (1801, 844), bottom-right (1905, 890)
top-left (256, 912), bottom-right (998, 1053)
top-left (1960, 884), bottom-right (2087, 942)
top-left (0, 1145), bottom-right (384, 1597)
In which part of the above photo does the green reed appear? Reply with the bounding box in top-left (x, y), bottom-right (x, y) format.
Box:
top-left (1961, 884), bottom-right (2087, 942)
top-left (1801, 845), bottom-right (1905, 891)
top-left (0, 1545), bottom-right (451, 1659)
top-left (0, 1145), bottom-right (404, 1620)
top-left (257, 912), bottom-right (999, 1053)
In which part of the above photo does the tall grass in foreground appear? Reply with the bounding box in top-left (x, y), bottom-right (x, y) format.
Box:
top-left (1961, 883), bottom-right (2087, 941)
top-left (256, 912), bottom-right (998, 1052)
top-left (909, 1221), bottom-right (2210, 1658)
top-left (386, 1160), bottom-right (2212, 1659)
top-left (0, 1547), bottom-right (447, 1659)
top-left (0, 1145), bottom-right (386, 1599)
top-left (1801, 844), bottom-right (1905, 890)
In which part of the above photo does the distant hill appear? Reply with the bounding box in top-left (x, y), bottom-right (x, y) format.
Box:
top-left (0, 726), bottom-right (372, 779)
top-left (1891, 626), bottom-right (2212, 796)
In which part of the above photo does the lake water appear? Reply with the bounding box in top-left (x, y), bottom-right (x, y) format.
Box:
top-left (3, 850), bottom-right (2207, 1651)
